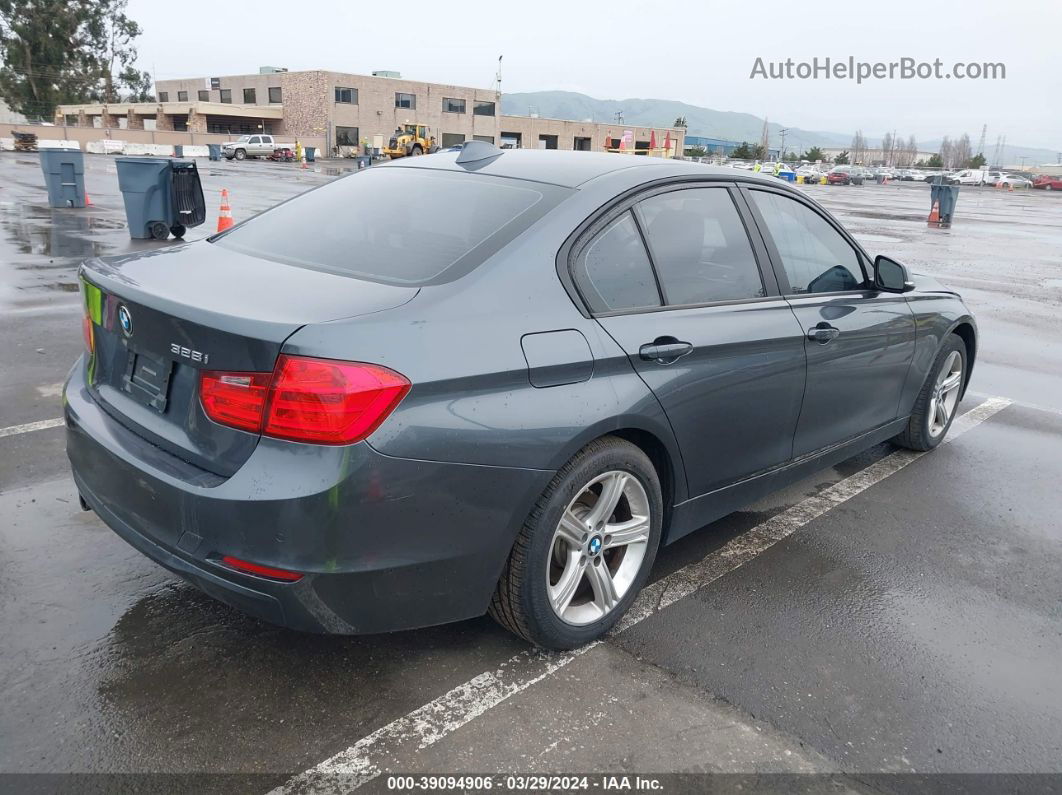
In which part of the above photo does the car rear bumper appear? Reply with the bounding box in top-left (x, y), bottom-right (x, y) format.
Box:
top-left (64, 359), bottom-right (553, 634)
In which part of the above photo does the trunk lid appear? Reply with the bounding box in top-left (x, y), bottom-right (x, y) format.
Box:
top-left (81, 240), bottom-right (418, 476)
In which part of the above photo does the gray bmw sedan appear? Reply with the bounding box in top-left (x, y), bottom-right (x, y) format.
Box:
top-left (65, 143), bottom-right (976, 649)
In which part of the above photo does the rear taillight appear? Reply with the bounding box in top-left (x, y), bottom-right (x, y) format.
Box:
top-left (82, 313), bottom-right (94, 354)
top-left (200, 371), bottom-right (271, 432)
top-left (199, 355), bottom-right (410, 445)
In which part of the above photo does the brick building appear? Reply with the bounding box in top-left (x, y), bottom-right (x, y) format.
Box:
top-left (54, 67), bottom-right (684, 157)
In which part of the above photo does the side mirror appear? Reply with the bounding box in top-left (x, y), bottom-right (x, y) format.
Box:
top-left (874, 255), bottom-right (915, 293)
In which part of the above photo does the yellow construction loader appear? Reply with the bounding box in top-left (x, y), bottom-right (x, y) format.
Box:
top-left (383, 123), bottom-right (438, 158)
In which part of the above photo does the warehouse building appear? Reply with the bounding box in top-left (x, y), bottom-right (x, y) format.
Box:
top-left (52, 67), bottom-right (684, 157)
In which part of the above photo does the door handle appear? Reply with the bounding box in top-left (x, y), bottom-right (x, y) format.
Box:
top-left (807, 323), bottom-right (840, 344)
top-left (639, 337), bottom-right (693, 364)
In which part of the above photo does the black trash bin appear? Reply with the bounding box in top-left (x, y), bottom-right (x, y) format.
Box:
top-left (115, 158), bottom-right (206, 240)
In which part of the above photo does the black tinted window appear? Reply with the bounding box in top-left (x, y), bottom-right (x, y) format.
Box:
top-left (750, 191), bottom-right (864, 293)
top-left (215, 168), bottom-right (567, 285)
top-left (573, 212), bottom-right (661, 313)
top-left (638, 188), bottom-right (764, 305)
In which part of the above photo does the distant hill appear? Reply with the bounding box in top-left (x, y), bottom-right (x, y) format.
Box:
top-left (501, 90), bottom-right (851, 149)
top-left (501, 90), bottom-right (1059, 164)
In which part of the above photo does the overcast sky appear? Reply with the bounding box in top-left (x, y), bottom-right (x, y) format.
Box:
top-left (129, 0), bottom-right (1061, 153)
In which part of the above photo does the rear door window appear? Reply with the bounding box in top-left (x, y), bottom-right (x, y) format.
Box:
top-left (215, 168), bottom-right (569, 285)
top-left (572, 212), bottom-right (661, 313)
top-left (637, 187), bottom-right (765, 305)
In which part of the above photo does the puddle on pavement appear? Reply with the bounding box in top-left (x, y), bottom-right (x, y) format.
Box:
top-left (0, 203), bottom-right (125, 307)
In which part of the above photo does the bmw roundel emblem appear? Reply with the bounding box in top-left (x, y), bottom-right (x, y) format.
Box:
top-left (118, 305), bottom-right (133, 336)
top-left (588, 536), bottom-right (602, 555)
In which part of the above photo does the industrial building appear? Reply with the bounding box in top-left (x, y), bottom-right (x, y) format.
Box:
top-left (50, 67), bottom-right (685, 157)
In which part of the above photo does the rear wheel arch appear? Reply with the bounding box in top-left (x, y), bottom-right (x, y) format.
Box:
top-left (610, 427), bottom-right (677, 538)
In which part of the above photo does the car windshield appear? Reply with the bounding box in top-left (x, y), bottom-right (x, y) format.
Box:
top-left (214, 166), bottom-right (571, 285)
top-left (236, 135), bottom-right (251, 142)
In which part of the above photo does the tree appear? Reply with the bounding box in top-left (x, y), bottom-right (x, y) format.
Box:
top-left (750, 143), bottom-right (766, 160)
top-left (673, 116), bottom-right (687, 128)
top-left (0, 0), bottom-right (151, 120)
top-left (851, 130), bottom-right (867, 164)
top-left (939, 136), bottom-right (953, 168)
top-left (92, 0), bottom-right (153, 103)
top-left (686, 146), bottom-right (707, 158)
top-left (730, 141), bottom-right (753, 159)
top-left (967, 152), bottom-right (986, 168)
top-left (802, 146), bottom-right (825, 162)
top-left (926, 153), bottom-right (943, 168)
top-left (953, 133), bottom-right (972, 169)
top-left (834, 150), bottom-right (850, 165)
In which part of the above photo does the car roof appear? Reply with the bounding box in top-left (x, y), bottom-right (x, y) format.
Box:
top-left (383, 148), bottom-right (781, 189)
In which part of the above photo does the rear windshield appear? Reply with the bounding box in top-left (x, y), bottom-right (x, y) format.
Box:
top-left (214, 166), bottom-right (570, 285)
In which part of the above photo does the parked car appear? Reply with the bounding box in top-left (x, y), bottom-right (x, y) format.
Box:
top-left (827, 166), bottom-right (854, 184)
top-left (829, 166), bottom-right (865, 185)
top-left (66, 148), bottom-right (977, 649)
top-left (997, 173), bottom-right (1033, 189)
top-left (924, 172), bottom-right (957, 184)
top-left (796, 165), bottom-right (823, 182)
top-left (950, 169), bottom-right (992, 185)
top-left (1033, 174), bottom-right (1062, 190)
top-left (222, 134), bottom-right (293, 161)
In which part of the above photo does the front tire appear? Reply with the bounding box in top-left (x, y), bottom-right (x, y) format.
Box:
top-left (234, 149), bottom-right (246, 161)
top-left (490, 436), bottom-right (663, 649)
top-left (893, 334), bottom-right (966, 451)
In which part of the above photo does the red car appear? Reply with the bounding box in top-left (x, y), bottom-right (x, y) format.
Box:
top-left (1033, 175), bottom-right (1062, 191)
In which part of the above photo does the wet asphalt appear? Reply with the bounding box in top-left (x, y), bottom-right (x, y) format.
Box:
top-left (0, 154), bottom-right (1060, 790)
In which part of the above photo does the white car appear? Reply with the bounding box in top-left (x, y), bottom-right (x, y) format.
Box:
top-left (997, 173), bottom-right (1033, 189)
top-left (951, 169), bottom-right (991, 185)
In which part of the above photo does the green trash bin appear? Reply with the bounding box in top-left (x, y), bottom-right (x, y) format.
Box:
top-left (929, 182), bottom-right (960, 228)
top-left (115, 157), bottom-right (206, 240)
top-left (39, 149), bottom-right (86, 208)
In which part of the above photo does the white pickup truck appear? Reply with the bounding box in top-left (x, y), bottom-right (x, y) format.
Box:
top-left (221, 134), bottom-right (293, 161)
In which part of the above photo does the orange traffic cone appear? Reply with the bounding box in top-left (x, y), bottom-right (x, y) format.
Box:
top-left (1008, 182), bottom-right (1014, 192)
top-left (216, 189), bottom-right (234, 232)
top-left (927, 199), bottom-right (941, 226)
top-left (84, 193), bottom-right (93, 206)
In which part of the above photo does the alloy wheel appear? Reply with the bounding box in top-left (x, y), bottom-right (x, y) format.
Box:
top-left (928, 350), bottom-right (963, 437)
top-left (547, 471), bottom-right (650, 625)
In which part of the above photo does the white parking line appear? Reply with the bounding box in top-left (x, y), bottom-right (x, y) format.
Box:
top-left (273, 396), bottom-right (1012, 794)
top-left (0, 417), bottom-right (64, 438)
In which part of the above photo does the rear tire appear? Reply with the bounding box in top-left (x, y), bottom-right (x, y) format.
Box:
top-left (489, 436), bottom-right (663, 649)
top-left (893, 334), bottom-right (966, 451)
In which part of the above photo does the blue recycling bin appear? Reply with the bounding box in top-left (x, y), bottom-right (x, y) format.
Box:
top-left (115, 157), bottom-right (206, 240)
top-left (930, 183), bottom-right (960, 227)
top-left (39, 149), bottom-right (86, 208)
top-left (173, 144), bottom-right (184, 158)
top-left (305, 146), bottom-right (316, 162)
top-left (208, 144), bottom-right (221, 161)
